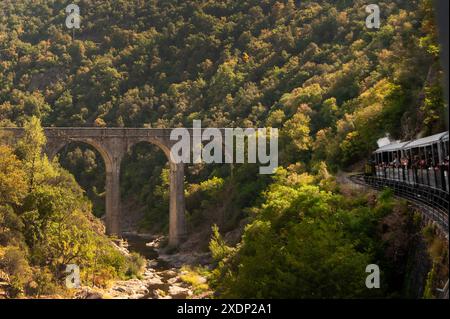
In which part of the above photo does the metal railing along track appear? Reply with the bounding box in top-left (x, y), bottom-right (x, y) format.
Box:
top-left (349, 174), bottom-right (449, 235)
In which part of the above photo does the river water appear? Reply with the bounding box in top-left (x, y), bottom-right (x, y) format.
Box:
top-left (122, 233), bottom-right (170, 270)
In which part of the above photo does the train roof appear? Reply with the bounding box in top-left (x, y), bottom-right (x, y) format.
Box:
top-left (374, 131), bottom-right (449, 153)
top-left (402, 131), bottom-right (449, 149)
top-left (374, 141), bottom-right (411, 153)
top-left (443, 132), bottom-right (449, 142)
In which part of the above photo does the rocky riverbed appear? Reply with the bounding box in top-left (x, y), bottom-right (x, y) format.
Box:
top-left (75, 235), bottom-right (212, 299)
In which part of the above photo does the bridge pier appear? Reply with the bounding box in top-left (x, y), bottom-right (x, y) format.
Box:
top-left (169, 161), bottom-right (187, 247)
top-left (105, 158), bottom-right (122, 236)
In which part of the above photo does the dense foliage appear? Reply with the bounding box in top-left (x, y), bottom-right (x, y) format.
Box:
top-left (209, 166), bottom-right (427, 298)
top-left (0, 0), bottom-right (445, 221)
top-left (0, 0), bottom-right (446, 223)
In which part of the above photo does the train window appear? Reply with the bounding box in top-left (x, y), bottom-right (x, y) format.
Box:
top-left (432, 143), bottom-right (439, 165)
top-left (445, 142), bottom-right (448, 159)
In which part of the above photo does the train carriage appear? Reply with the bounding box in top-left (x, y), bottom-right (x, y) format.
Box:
top-left (372, 131), bottom-right (449, 193)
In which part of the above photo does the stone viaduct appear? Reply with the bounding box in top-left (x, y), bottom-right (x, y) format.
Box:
top-left (1, 127), bottom-right (197, 247)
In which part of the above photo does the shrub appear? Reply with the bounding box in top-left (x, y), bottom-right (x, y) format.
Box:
top-left (126, 252), bottom-right (146, 278)
top-left (0, 246), bottom-right (32, 297)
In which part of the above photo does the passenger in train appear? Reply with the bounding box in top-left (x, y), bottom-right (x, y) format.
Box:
top-left (401, 156), bottom-right (409, 168)
top-left (419, 156), bottom-right (427, 169)
top-left (412, 156), bottom-right (420, 169)
top-left (412, 156), bottom-right (420, 182)
top-left (427, 152), bottom-right (433, 168)
top-left (391, 156), bottom-right (399, 167)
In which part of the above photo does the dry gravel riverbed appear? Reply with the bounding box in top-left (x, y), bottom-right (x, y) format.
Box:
top-left (75, 235), bottom-right (212, 299)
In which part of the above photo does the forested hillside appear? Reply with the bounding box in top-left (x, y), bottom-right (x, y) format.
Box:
top-left (0, 0), bottom-right (448, 298)
top-left (0, 0), bottom-right (446, 217)
top-left (1, 0), bottom-right (446, 139)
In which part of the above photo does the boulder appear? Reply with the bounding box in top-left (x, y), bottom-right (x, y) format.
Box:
top-left (168, 285), bottom-right (191, 299)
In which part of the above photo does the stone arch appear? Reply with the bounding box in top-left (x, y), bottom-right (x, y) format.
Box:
top-left (120, 140), bottom-right (169, 232)
top-left (125, 137), bottom-right (172, 161)
top-left (124, 137), bottom-right (186, 246)
top-left (46, 137), bottom-right (120, 235)
top-left (46, 137), bottom-right (113, 171)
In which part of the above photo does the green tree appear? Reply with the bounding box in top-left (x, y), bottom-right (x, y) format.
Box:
top-left (16, 117), bottom-right (47, 191)
top-left (0, 145), bottom-right (27, 206)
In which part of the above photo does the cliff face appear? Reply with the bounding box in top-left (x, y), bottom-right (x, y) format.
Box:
top-left (403, 233), bottom-right (432, 298)
top-left (404, 63), bottom-right (447, 140)
top-left (377, 204), bottom-right (449, 298)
